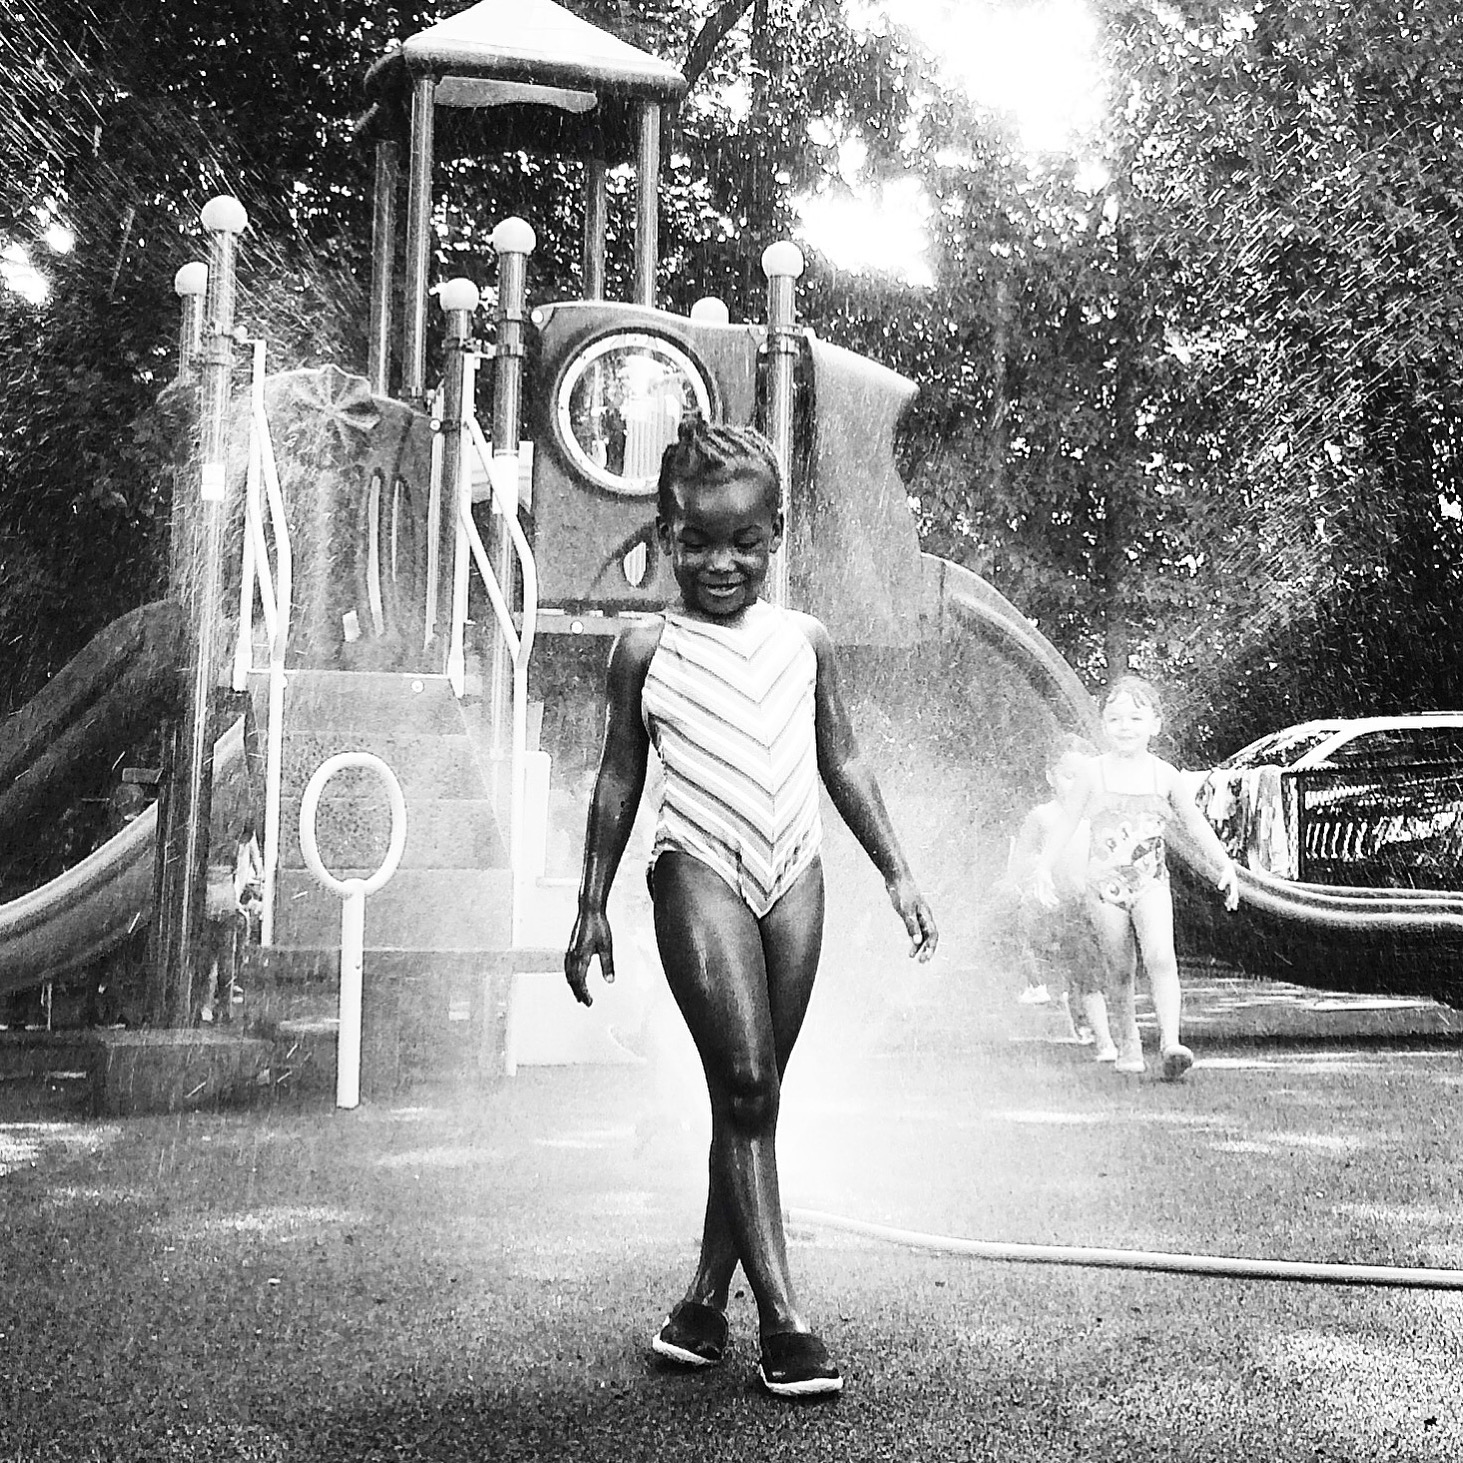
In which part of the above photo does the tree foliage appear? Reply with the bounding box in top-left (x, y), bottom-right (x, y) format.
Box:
top-left (2, 0), bottom-right (1461, 769)
top-left (1104, 0), bottom-right (1463, 751)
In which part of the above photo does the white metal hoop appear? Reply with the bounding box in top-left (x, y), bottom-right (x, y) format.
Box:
top-left (298, 752), bottom-right (407, 897)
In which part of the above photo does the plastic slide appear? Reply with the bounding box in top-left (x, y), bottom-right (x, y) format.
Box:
top-left (0, 718), bottom-right (246, 997)
top-left (0, 600), bottom-right (184, 838)
top-left (0, 599), bottom-right (253, 997)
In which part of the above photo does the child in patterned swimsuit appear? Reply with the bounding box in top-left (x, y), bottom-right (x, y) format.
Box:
top-left (565, 415), bottom-right (938, 1398)
top-left (1035, 676), bottom-right (1238, 1080)
top-left (998, 732), bottom-right (1116, 1053)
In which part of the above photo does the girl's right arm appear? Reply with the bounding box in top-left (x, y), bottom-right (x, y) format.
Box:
top-left (564, 624), bottom-right (658, 1007)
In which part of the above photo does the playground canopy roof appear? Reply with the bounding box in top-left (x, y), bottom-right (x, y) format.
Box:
top-left (360, 0), bottom-right (687, 159)
top-left (368, 0), bottom-right (686, 99)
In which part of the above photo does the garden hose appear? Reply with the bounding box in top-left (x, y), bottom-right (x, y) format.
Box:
top-left (788, 1207), bottom-right (1463, 1291)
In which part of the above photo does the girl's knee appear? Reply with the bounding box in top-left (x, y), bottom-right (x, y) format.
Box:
top-left (1145, 954), bottom-right (1180, 985)
top-left (713, 1064), bottom-right (779, 1132)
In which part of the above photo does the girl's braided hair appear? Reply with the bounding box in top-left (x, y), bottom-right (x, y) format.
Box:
top-left (656, 412), bottom-right (782, 519)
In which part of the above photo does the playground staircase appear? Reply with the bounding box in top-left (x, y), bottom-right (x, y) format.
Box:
top-left (243, 668), bottom-right (521, 1094)
top-left (240, 666), bottom-right (634, 1096)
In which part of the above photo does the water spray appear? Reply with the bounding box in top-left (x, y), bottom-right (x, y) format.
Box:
top-left (788, 1207), bottom-right (1463, 1292)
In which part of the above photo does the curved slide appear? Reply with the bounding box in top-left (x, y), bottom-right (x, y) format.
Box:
top-left (923, 553), bottom-right (1463, 996)
top-left (0, 718), bottom-right (246, 997)
top-left (0, 600), bottom-right (183, 836)
top-left (921, 553), bottom-right (1098, 735)
top-left (0, 600), bottom-right (251, 996)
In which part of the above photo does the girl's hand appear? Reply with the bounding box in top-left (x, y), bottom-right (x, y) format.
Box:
top-left (565, 910), bottom-right (615, 1007)
top-left (1217, 860), bottom-right (1240, 912)
top-left (889, 876), bottom-right (939, 963)
top-left (1032, 866), bottom-right (1059, 910)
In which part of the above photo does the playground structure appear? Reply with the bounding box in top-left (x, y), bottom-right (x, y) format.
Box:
top-left (3, 0), bottom-right (1463, 1102)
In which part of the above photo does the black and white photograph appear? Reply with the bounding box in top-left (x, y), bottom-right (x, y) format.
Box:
top-left (3, 1), bottom-right (1462, 1457)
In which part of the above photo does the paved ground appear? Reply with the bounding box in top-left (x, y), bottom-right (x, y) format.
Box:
top-left (4, 968), bottom-right (1463, 1461)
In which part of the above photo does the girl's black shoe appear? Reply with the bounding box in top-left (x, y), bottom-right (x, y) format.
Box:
top-left (651, 1300), bottom-right (728, 1367)
top-left (758, 1330), bottom-right (843, 1397)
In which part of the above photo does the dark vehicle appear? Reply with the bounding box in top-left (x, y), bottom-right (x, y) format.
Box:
top-left (1197, 715), bottom-right (1463, 891)
top-left (1173, 716), bottom-right (1463, 1005)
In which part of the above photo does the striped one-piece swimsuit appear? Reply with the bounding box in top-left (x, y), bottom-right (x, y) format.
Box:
top-left (641, 600), bottom-right (822, 919)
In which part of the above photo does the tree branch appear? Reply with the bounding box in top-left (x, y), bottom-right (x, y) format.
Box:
top-left (682, 0), bottom-right (757, 92)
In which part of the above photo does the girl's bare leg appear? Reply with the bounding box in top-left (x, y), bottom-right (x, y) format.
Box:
top-left (653, 853), bottom-right (824, 1337)
top-left (1130, 883), bottom-right (1183, 1050)
top-left (1086, 896), bottom-right (1141, 1055)
top-left (1081, 990), bottom-right (1115, 1051)
top-left (684, 861), bottom-right (824, 1316)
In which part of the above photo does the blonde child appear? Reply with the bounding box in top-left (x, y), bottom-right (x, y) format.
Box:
top-left (565, 416), bottom-right (937, 1398)
top-left (999, 732), bottom-right (1115, 1055)
top-left (1036, 676), bottom-right (1238, 1080)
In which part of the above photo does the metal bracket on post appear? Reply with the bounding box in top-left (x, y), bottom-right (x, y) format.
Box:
top-left (298, 753), bottom-right (406, 1111)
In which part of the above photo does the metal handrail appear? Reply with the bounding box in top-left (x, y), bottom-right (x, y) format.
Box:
top-left (423, 384), bottom-right (445, 653)
top-left (446, 358), bottom-right (538, 889)
top-left (232, 337), bottom-right (293, 946)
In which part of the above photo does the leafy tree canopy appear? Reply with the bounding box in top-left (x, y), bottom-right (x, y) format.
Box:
top-left (2, 0), bottom-right (1461, 769)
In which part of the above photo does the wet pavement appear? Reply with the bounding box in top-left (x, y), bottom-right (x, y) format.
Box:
top-left (4, 966), bottom-right (1463, 1461)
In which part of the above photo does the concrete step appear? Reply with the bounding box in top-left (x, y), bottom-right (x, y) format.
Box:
top-left (277, 795), bottom-right (506, 873)
top-left (239, 945), bottom-right (569, 1095)
top-left (0, 1030), bottom-right (272, 1115)
top-left (262, 669), bottom-right (465, 737)
top-left (267, 973), bottom-right (507, 1098)
top-left (271, 867), bottom-right (512, 949)
top-left (274, 731), bottom-right (489, 802)
top-left (241, 945), bottom-right (564, 983)
top-left (241, 945), bottom-right (546, 1092)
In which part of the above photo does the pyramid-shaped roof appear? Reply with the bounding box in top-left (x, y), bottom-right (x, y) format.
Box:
top-left (366, 0), bottom-right (686, 104)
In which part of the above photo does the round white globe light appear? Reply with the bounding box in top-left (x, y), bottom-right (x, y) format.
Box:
top-left (200, 195), bottom-right (248, 234)
top-left (761, 241), bottom-right (805, 280)
top-left (492, 217), bottom-right (537, 255)
top-left (174, 262), bottom-right (209, 298)
top-left (690, 297), bottom-right (731, 324)
top-left (438, 277), bottom-right (481, 314)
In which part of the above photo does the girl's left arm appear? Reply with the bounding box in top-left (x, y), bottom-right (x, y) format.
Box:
top-left (805, 615), bottom-right (938, 961)
top-left (1162, 759), bottom-right (1240, 911)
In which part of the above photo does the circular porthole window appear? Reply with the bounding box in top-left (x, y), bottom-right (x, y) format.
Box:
top-left (555, 333), bottom-right (714, 498)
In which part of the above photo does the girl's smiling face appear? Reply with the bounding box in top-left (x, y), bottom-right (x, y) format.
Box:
top-left (1102, 691), bottom-right (1160, 755)
top-left (657, 469), bottom-right (782, 619)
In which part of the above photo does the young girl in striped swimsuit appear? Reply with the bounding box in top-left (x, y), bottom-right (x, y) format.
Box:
top-left (565, 416), bottom-right (938, 1398)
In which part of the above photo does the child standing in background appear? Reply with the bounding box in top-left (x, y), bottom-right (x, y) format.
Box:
top-left (565, 416), bottom-right (938, 1398)
top-left (1000, 732), bottom-right (1115, 1056)
top-left (1036, 676), bottom-right (1239, 1080)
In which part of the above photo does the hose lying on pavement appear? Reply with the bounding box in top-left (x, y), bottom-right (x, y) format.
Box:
top-left (787, 1208), bottom-right (1463, 1291)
